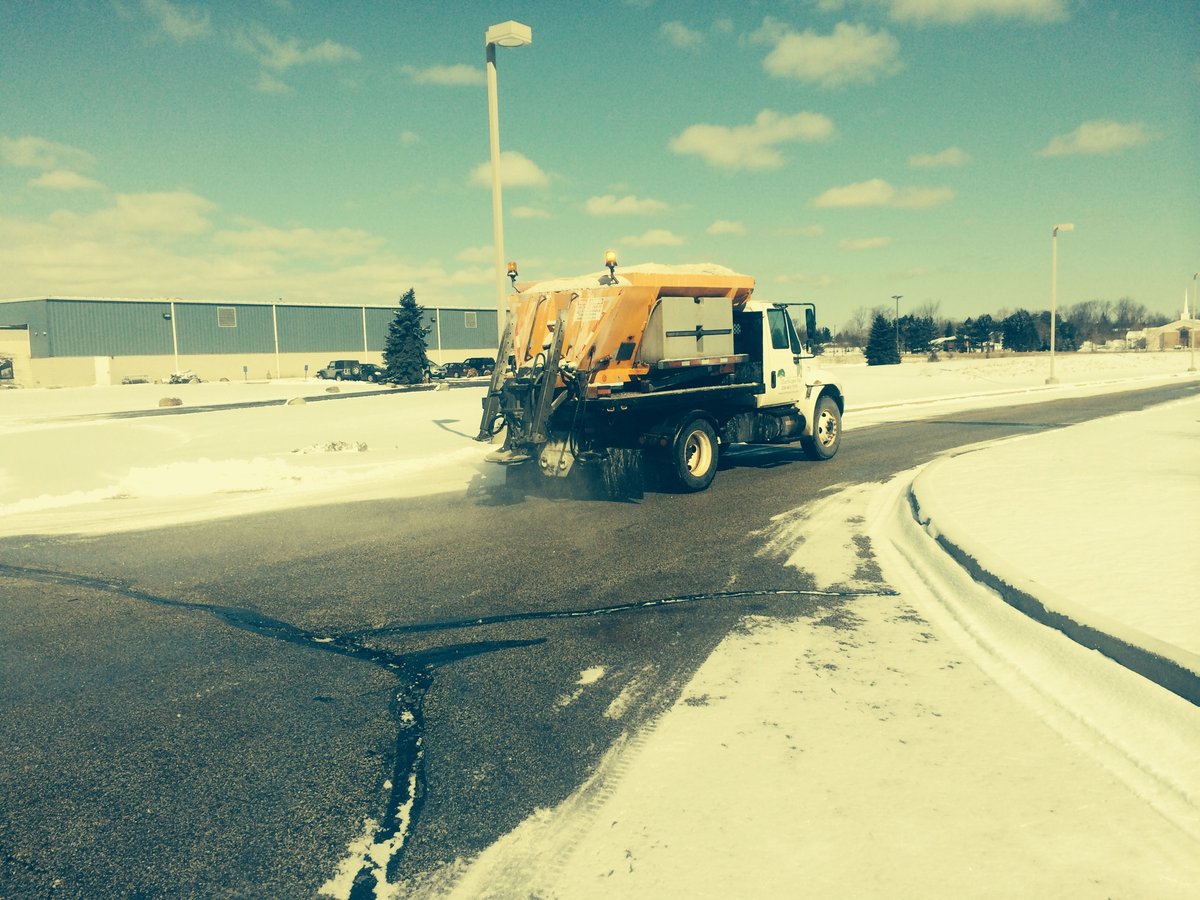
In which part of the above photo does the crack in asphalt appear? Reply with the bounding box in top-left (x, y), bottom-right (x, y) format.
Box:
top-left (0, 561), bottom-right (895, 897)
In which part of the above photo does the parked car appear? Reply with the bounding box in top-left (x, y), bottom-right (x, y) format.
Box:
top-left (0, 356), bottom-right (13, 381)
top-left (426, 361), bottom-right (448, 380)
top-left (315, 359), bottom-right (385, 381)
top-left (456, 357), bottom-right (496, 377)
top-left (167, 370), bottom-right (201, 384)
top-left (316, 359), bottom-right (359, 380)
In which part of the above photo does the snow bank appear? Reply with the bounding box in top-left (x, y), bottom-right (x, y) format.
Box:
top-left (910, 394), bottom-right (1200, 670)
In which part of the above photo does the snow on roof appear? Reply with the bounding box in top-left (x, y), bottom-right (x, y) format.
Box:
top-left (516, 262), bottom-right (747, 294)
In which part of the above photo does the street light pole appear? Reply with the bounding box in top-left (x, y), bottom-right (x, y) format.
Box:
top-left (1047, 223), bottom-right (1074, 385)
top-left (485, 20), bottom-right (532, 346)
top-left (1190, 274), bottom-right (1197, 373)
top-left (892, 295), bottom-right (902, 360)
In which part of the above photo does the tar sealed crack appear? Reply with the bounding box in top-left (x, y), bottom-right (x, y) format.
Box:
top-left (0, 561), bottom-right (895, 898)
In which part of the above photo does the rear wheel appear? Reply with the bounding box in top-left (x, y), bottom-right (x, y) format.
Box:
top-left (801, 394), bottom-right (842, 460)
top-left (666, 416), bottom-right (719, 492)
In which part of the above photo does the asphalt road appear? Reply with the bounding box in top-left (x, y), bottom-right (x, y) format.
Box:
top-left (1, 381), bottom-right (1194, 898)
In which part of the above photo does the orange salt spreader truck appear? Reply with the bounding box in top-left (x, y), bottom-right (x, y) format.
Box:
top-left (477, 254), bottom-right (844, 498)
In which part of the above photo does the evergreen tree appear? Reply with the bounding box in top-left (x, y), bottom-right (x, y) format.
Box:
top-left (864, 313), bottom-right (901, 366)
top-left (899, 314), bottom-right (936, 353)
top-left (383, 289), bottom-right (430, 385)
top-left (1001, 309), bottom-right (1040, 352)
top-left (967, 314), bottom-right (996, 349)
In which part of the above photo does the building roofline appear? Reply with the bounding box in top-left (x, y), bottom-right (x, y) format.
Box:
top-left (0, 296), bottom-right (495, 312)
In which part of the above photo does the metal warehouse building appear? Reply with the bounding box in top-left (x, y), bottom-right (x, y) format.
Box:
top-left (0, 297), bottom-right (498, 387)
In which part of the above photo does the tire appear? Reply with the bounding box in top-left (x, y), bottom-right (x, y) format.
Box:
top-left (335, 373), bottom-right (343, 381)
top-left (666, 416), bottom-right (719, 492)
top-left (801, 394), bottom-right (842, 460)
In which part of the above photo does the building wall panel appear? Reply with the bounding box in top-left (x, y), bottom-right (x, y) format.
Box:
top-left (1, 298), bottom-right (499, 383)
top-left (434, 308), bottom-right (498, 353)
top-left (278, 306), bottom-right (365, 353)
top-left (47, 299), bottom-right (173, 357)
top-left (176, 303), bottom-right (275, 354)
top-left (365, 307), bottom-right (392, 352)
top-left (0, 301), bottom-right (50, 357)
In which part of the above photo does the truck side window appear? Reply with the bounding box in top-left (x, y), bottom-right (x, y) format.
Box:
top-left (767, 309), bottom-right (791, 350)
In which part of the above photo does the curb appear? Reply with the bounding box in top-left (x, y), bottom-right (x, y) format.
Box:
top-left (907, 470), bottom-right (1200, 708)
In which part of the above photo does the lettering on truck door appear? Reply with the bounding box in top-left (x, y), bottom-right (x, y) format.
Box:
top-left (760, 307), bottom-right (804, 404)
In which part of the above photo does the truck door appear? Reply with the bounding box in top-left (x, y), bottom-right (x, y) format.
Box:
top-left (758, 307), bottom-right (805, 406)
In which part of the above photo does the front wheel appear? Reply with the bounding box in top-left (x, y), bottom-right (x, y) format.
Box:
top-left (666, 416), bottom-right (719, 492)
top-left (801, 394), bottom-right (842, 460)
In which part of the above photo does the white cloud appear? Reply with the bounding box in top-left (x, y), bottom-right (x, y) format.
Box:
top-left (1, 136), bottom-right (95, 171)
top-left (621, 229), bottom-right (685, 247)
top-left (670, 109), bottom-right (835, 171)
top-left (141, 0), bottom-right (212, 42)
top-left (840, 236), bottom-right (893, 251)
top-left (813, 178), bottom-right (896, 208)
top-left (254, 72), bottom-right (291, 94)
top-left (470, 151), bottom-right (550, 189)
top-left (455, 244), bottom-right (495, 264)
top-left (405, 64), bottom-right (485, 87)
top-left (585, 194), bottom-right (669, 216)
top-left (0, 204), bottom-right (460, 306)
top-left (446, 265), bottom-right (494, 286)
top-left (882, 0), bottom-right (1068, 24)
top-left (512, 205), bottom-right (550, 220)
top-left (1037, 120), bottom-right (1154, 157)
top-left (214, 225), bottom-right (384, 260)
top-left (398, 131), bottom-right (420, 147)
top-left (29, 170), bottom-right (104, 191)
top-left (707, 220), bottom-right (747, 236)
top-left (775, 272), bottom-right (835, 288)
top-left (42, 191), bottom-right (216, 238)
top-left (893, 186), bottom-right (956, 208)
top-left (232, 25), bottom-right (360, 72)
top-left (909, 146), bottom-right (971, 168)
top-left (755, 20), bottom-right (901, 88)
top-left (777, 224), bottom-right (826, 238)
top-left (662, 21), bottom-right (705, 49)
top-left (812, 178), bottom-right (954, 209)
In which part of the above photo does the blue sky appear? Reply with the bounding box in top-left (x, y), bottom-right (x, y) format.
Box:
top-left (2, 0), bottom-right (1197, 328)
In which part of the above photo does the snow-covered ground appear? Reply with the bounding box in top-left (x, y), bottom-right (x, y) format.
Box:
top-left (4, 352), bottom-right (1199, 897)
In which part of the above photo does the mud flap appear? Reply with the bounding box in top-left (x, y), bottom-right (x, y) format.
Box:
top-left (595, 448), bottom-right (644, 503)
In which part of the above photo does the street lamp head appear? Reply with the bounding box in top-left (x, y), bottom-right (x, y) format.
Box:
top-left (486, 21), bottom-right (532, 48)
top-left (1053, 223), bottom-right (1074, 236)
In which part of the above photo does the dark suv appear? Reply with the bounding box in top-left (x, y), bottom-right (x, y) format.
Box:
top-left (450, 357), bottom-right (496, 378)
